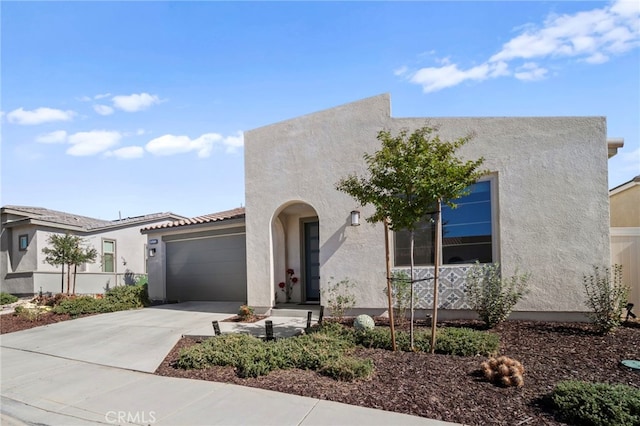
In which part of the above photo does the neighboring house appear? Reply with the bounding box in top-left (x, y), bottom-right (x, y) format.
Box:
top-left (609, 175), bottom-right (640, 313)
top-left (147, 94), bottom-right (621, 321)
top-left (141, 208), bottom-right (246, 302)
top-left (0, 206), bottom-right (185, 296)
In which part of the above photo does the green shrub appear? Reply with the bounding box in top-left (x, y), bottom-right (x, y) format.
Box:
top-left (465, 262), bottom-right (530, 328)
top-left (52, 296), bottom-right (115, 316)
top-left (105, 284), bottom-right (150, 308)
top-left (0, 292), bottom-right (18, 305)
top-left (434, 327), bottom-right (499, 356)
top-left (319, 356), bottom-right (374, 381)
top-left (583, 265), bottom-right (629, 334)
top-left (322, 277), bottom-right (356, 320)
top-left (356, 327), bottom-right (397, 350)
top-left (355, 326), bottom-right (498, 356)
top-left (238, 305), bottom-right (254, 319)
top-left (14, 305), bottom-right (46, 321)
top-left (551, 380), bottom-right (640, 426)
top-left (383, 270), bottom-right (415, 325)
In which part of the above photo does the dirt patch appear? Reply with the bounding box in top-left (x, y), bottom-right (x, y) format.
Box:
top-left (0, 311), bottom-right (95, 334)
top-left (155, 320), bottom-right (640, 426)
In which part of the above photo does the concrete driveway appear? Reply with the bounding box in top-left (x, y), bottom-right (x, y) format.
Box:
top-left (1, 302), bottom-right (241, 372)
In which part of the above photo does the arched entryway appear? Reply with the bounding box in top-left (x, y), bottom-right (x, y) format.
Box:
top-left (271, 202), bottom-right (319, 305)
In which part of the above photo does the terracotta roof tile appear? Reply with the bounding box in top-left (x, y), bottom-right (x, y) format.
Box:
top-left (142, 207), bottom-right (245, 231)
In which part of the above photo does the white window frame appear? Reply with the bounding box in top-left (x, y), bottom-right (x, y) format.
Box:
top-left (102, 239), bottom-right (116, 273)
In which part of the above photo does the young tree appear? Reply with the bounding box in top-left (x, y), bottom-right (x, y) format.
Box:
top-left (336, 126), bottom-right (485, 350)
top-left (70, 243), bottom-right (98, 295)
top-left (42, 234), bottom-right (97, 295)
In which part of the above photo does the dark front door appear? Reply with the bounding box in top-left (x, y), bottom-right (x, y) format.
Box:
top-left (304, 221), bottom-right (320, 302)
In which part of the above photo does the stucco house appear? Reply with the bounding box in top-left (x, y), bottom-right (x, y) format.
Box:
top-left (147, 94), bottom-right (622, 321)
top-left (142, 208), bottom-right (246, 302)
top-left (0, 206), bottom-right (185, 296)
top-left (610, 175), bottom-right (640, 312)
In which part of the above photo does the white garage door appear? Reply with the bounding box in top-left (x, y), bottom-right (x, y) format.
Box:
top-left (166, 233), bottom-right (247, 301)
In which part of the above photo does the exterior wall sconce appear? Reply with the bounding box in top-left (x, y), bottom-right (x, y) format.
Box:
top-left (350, 210), bottom-right (361, 226)
top-left (149, 248), bottom-right (156, 257)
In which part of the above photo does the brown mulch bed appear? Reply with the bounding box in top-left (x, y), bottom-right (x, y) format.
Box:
top-left (155, 320), bottom-right (640, 426)
top-left (0, 311), bottom-right (94, 334)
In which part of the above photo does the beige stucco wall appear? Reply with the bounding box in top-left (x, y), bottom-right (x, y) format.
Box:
top-left (610, 183), bottom-right (640, 227)
top-left (244, 94), bottom-right (610, 315)
top-left (611, 228), bottom-right (640, 314)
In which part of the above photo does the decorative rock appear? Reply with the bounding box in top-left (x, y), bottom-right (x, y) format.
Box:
top-left (353, 314), bottom-right (375, 331)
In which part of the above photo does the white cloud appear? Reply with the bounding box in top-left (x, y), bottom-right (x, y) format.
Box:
top-left (67, 130), bottom-right (122, 156)
top-left (7, 107), bottom-right (76, 125)
top-left (401, 0), bottom-right (640, 93)
top-left (146, 133), bottom-right (221, 158)
top-left (136, 128), bottom-right (146, 136)
top-left (93, 104), bottom-right (114, 116)
top-left (146, 131), bottom-right (243, 157)
top-left (410, 61), bottom-right (509, 93)
top-left (585, 52), bottom-right (609, 64)
top-left (514, 62), bottom-right (548, 81)
top-left (94, 93), bottom-right (111, 100)
top-left (105, 146), bottom-right (144, 159)
top-left (78, 96), bottom-right (92, 102)
top-left (36, 130), bottom-right (68, 144)
top-left (394, 66), bottom-right (408, 76)
top-left (112, 93), bottom-right (161, 112)
top-left (223, 131), bottom-right (244, 153)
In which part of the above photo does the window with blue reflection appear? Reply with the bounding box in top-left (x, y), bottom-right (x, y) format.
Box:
top-left (394, 180), bottom-right (493, 266)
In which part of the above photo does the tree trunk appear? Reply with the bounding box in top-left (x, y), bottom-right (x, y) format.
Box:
top-left (72, 264), bottom-right (77, 295)
top-left (66, 263), bottom-right (72, 295)
top-left (384, 219), bottom-right (397, 351)
top-left (61, 265), bottom-right (64, 294)
top-left (410, 229), bottom-right (415, 350)
top-left (430, 200), bottom-right (442, 354)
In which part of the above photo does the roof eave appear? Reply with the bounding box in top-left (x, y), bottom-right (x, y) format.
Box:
top-left (607, 138), bottom-right (624, 159)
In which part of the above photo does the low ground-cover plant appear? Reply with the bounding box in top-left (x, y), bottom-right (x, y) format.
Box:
top-left (177, 321), bottom-right (499, 381)
top-left (465, 262), bottom-right (530, 328)
top-left (0, 292), bottom-right (18, 305)
top-left (317, 322), bottom-right (499, 356)
top-left (177, 330), bottom-right (368, 380)
top-left (318, 356), bottom-right (374, 381)
top-left (583, 265), bottom-right (629, 334)
top-left (551, 380), bottom-right (640, 426)
top-left (434, 327), bottom-right (500, 356)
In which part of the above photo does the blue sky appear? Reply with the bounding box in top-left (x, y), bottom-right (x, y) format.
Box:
top-left (2, 1), bottom-right (638, 220)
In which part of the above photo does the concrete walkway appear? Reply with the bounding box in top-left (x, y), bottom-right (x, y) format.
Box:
top-left (1, 302), bottom-right (458, 426)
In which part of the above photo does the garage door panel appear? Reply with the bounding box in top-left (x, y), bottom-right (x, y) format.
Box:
top-left (166, 234), bottom-right (247, 302)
